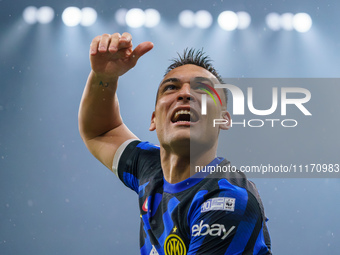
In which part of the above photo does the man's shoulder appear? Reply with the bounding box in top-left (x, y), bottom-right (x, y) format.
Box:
top-left (119, 140), bottom-right (161, 163)
top-left (116, 140), bottom-right (163, 183)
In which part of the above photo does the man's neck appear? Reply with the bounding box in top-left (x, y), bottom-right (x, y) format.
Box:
top-left (160, 145), bottom-right (218, 184)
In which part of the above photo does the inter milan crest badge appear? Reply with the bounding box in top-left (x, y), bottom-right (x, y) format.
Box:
top-left (164, 234), bottom-right (186, 255)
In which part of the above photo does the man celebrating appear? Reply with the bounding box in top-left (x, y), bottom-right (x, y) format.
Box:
top-left (79, 32), bottom-right (271, 255)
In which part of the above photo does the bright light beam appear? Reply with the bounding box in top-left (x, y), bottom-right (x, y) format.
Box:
top-left (266, 12), bottom-right (281, 31)
top-left (280, 13), bottom-right (294, 31)
top-left (194, 10), bottom-right (213, 29)
top-left (81, 7), bottom-right (97, 27)
top-left (62, 7), bottom-right (82, 27)
top-left (218, 11), bottom-right (238, 31)
top-left (115, 8), bottom-right (127, 26)
top-left (179, 10), bottom-right (195, 28)
top-left (293, 13), bottom-right (312, 33)
top-left (126, 8), bottom-right (146, 28)
top-left (23, 6), bottom-right (38, 24)
top-left (145, 9), bottom-right (161, 28)
top-left (237, 12), bottom-right (251, 29)
top-left (36, 6), bottom-right (54, 24)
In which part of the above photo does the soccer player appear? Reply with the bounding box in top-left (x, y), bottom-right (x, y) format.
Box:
top-left (78, 32), bottom-right (272, 255)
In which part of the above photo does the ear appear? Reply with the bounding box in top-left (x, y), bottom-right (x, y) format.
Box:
top-left (149, 111), bottom-right (156, 131)
top-left (219, 110), bottom-right (231, 130)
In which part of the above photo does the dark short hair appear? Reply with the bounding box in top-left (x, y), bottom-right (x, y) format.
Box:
top-left (165, 48), bottom-right (223, 83)
top-left (156, 48), bottom-right (228, 106)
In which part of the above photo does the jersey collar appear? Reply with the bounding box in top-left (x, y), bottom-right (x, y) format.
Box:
top-left (163, 157), bottom-right (224, 193)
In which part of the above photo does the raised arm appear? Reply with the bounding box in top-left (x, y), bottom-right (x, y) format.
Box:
top-left (78, 32), bottom-right (153, 170)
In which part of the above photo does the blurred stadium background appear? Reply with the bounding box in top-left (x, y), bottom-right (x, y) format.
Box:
top-left (1, 0), bottom-right (340, 254)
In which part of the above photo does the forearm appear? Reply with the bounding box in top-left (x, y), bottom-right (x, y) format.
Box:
top-left (78, 32), bottom-right (152, 169)
top-left (78, 70), bottom-right (122, 141)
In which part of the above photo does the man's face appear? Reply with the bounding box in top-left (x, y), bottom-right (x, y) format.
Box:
top-left (149, 64), bottom-right (230, 153)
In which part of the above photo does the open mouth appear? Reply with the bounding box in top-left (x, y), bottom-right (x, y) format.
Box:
top-left (171, 109), bottom-right (199, 123)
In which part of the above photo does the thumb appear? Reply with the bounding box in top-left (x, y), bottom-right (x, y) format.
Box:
top-left (130, 41), bottom-right (154, 66)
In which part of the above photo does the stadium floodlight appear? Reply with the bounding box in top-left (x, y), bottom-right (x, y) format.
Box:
top-left (293, 13), bottom-right (312, 33)
top-left (144, 9), bottom-right (161, 28)
top-left (280, 13), bottom-right (294, 31)
top-left (36, 6), bottom-right (54, 24)
top-left (126, 8), bottom-right (146, 28)
top-left (115, 8), bottom-right (127, 26)
top-left (80, 7), bottom-right (97, 26)
top-left (62, 7), bottom-right (82, 27)
top-left (218, 11), bottom-right (238, 31)
top-left (194, 10), bottom-right (213, 29)
top-left (266, 12), bottom-right (281, 31)
top-left (23, 6), bottom-right (38, 24)
top-left (237, 11), bottom-right (251, 29)
top-left (179, 10), bottom-right (195, 28)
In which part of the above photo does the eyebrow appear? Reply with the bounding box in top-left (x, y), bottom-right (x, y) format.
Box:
top-left (156, 76), bottom-right (217, 105)
top-left (193, 77), bottom-right (215, 86)
top-left (160, 78), bottom-right (181, 86)
top-left (160, 76), bottom-right (215, 86)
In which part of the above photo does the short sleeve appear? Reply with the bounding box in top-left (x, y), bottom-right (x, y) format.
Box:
top-left (113, 140), bottom-right (161, 194)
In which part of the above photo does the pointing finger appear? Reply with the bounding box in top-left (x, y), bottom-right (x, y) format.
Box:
top-left (129, 41), bottom-right (154, 66)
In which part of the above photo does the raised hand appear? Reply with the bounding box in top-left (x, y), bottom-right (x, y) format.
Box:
top-left (89, 32), bottom-right (153, 78)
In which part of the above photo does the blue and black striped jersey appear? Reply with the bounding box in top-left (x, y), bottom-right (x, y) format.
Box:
top-left (113, 140), bottom-right (271, 255)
